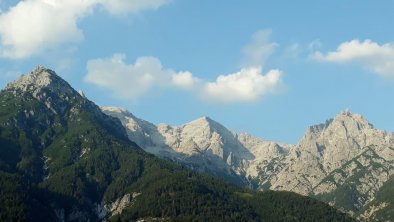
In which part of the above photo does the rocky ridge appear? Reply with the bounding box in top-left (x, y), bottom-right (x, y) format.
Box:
top-left (101, 107), bottom-right (293, 186)
top-left (103, 107), bottom-right (394, 219)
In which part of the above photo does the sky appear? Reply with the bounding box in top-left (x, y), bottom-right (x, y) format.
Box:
top-left (0, 0), bottom-right (393, 143)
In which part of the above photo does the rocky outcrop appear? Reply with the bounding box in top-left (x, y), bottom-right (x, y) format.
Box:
top-left (96, 192), bottom-right (141, 220)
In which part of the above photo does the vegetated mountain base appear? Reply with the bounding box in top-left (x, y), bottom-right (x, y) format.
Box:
top-left (0, 66), bottom-right (354, 221)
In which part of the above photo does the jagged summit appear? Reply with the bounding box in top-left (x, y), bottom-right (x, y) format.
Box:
top-left (279, 109), bottom-right (394, 197)
top-left (7, 66), bottom-right (57, 88)
top-left (184, 115), bottom-right (230, 133)
top-left (5, 66), bottom-right (74, 96)
top-left (305, 109), bottom-right (373, 137)
top-left (332, 109), bottom-right (373, 129)
top-left (186, 116), bottom-right (215, 126)
top-left (334, 108), bottom-right (370, 123)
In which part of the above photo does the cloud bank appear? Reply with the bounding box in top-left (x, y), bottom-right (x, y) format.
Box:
top-left (86, 54), bottom-right (182, 100)
top-left (312, 39), bottom-right (394, 77)
top-left (0, 0), bottom-right (170, 59)
top-left (85, 30), bottom-right (283, 104)
top-left (85, 57), bottom-right (282, 104)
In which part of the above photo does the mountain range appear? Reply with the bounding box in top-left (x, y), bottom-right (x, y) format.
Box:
top-left (102, 105), bottom-right (394, 221)
top-left (0, 66), bottom-right (355, 221)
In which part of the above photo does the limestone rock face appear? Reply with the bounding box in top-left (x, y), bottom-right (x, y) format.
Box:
top-left (101, 107), bottom-right (157, 148)
top-left (95, 192), bottom-right (142, 219)
top-left (105, 193), bottom-right (141, 216)
top-left (155, 116), bottom-right (259, 175)
top-left (271, 111), bottom-right (394, 195)
top-left (101, 107), bottom-right (292, 185)
top-left (267, 111), bottom-right (394, 219)
top-left (103, 107), bottom-right (394, 218)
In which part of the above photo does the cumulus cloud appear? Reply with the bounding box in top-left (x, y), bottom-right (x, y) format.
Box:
top-left (85, 54), bottom-right (176, 100)
top-left (242, 29), bottom-right (278, 67)
top-left (85, 54), bottom-right (282, 103)
top-left (203, 67), bottom-right (282, 103)
top-left (85, 30), bottom-right (283, 103)
top-left (0, 0), bottom-right (91, 58)
top-left (171, 71), bottom-right (200, 89)
top-left (312, 39), bottom-right (394, 77)
top-left (0, 0), bottom-right (169, 59)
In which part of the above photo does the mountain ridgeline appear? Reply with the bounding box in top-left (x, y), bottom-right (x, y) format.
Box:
top-left (103, 106), bottom-right (394, 220)
top-left (0, 66), bottom-right (354, 221)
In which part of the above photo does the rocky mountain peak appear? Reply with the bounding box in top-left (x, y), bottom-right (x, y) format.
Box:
top-left (7, 66), bottom-right (56, 89)
top-left (331, 109), bottom-right (373, 130)
top-left (288, 109), bottom-right (392, 195)
top-left (304, 109), bottom-right (373, 140)
top-left (182, 116), bottom-right (231, 141)
top-left (5, 66), bottom-right (74, 96)
top-left (188, 116), bottom-right (213, 125)
top-left (184, 116), bottom-right (231, 134)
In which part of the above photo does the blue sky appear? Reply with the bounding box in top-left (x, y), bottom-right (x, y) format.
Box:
top-left (0, 0), bottom-right (393, 143)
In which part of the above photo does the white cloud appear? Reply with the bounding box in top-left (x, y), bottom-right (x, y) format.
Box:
top-left (0, 0), bottom-right (92, 58)
top-left (85, 54), bottom-right (282, 103)
top-left (171, 71), bottom-right (200, 89)
top-left (0, 0), bottom-right (169, 59)
top-left (312, 39), bottom-right (394, 77)
top-left (100, 0), bottom-right (170, 15)
top-left (202, 67), bottom-right (282, 103)
top-left (85, 30), bottom-right (283, 103)
top-left (242, 29), bottom-right (278, 67)
top-left (85, 54), bottom-right (175, 100)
